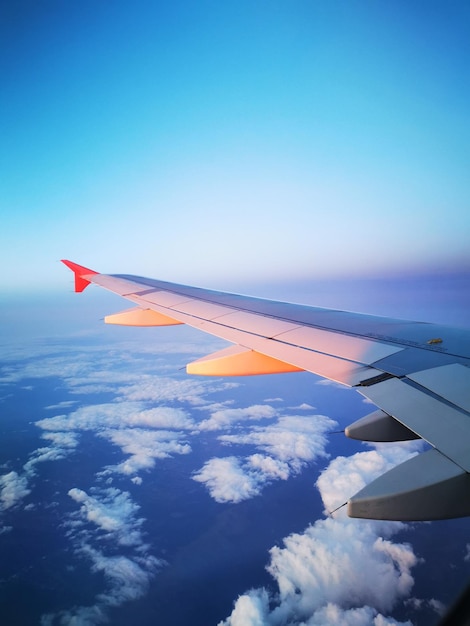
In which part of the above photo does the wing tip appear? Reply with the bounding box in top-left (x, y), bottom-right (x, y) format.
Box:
top-left (61, 259), bottom-right (99, 292)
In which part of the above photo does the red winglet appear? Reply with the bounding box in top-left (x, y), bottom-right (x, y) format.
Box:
top-left (61, 260), bottom-right (99, 293)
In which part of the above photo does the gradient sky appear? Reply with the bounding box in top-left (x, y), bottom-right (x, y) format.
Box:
top-left (1, 1), bottom-right (470, 292)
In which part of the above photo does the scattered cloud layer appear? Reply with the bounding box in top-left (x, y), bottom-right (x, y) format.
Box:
top-left (0, 340), bottom-right (233, 405)
top-left (220, 415), bottom-right (336, 464)
top-left (36, 403), bottom-right (196, 479)
top-left (36, 403), bottom-right (194, 433)
top-left (44, 400), bottom-right (78, 410)
top-left (42, 486), bottom-right (165, 625)
top-left (193, 456), bottom-right (262, 503)
top-left (198, 404), bottom-right (277, 431)
top-left (68, 487), bottom-right (146, 546)
top-left (220, 443), bottom-right (424, 626)
top-left (194, 414), bottom-right (336, 503)
top-left (0, 471), bottom-right (30, 510)
top-left (316, 442), bottom-right (422, 515)
top-left (116, 376), bottom-right (238, 406)
top-left (100, 428), bottom-right (191, 475)
top-left (23, 431), bottom-right (80, 475)
top-left (0, 429), bottom-right (81, 516)
top-left (1, 337), bottom-right (453, 625)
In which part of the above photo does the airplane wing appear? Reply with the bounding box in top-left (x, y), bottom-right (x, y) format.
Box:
top-left (62, 260), bottom-right (470, 522)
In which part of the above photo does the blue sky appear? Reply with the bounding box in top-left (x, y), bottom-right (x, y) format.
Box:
top-left (1, 1), bottom-right (469, 292)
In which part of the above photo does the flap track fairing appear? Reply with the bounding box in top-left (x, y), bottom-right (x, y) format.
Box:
top-left (187, 345), bottom-right (304, 376)
top-left (345, 410), bottom-right (420, 442)
top-left (104, 307), bottom-right (183, 327)
top-left (348, 448), bottom-right (470, 521)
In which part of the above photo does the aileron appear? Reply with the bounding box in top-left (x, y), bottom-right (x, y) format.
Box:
top-left (361, 378), bottom-right (470, 472)
top-left (407, 364), bottom-right (470, 414)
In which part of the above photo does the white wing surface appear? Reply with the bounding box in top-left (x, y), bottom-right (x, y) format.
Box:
top-left (62, 260), bottom-right (470, 521)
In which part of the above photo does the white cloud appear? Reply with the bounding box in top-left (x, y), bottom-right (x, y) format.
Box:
top-left (42, 545), bottom-right (163, 625)
top-left (220, 415), bottom-right (337, 464)
top-left (41, 604), bottom-right (106, 626)
top-left (315, 379), bottom-right (349, 389)
top-left (0, 471), bottom-right (30, 510)
top-left (23, 447), bottom-right (70, 472)
top-left (248, 454), bottom-right (290, 480)
top-left (116, 376), bottom-right (237, 406)
top-left (428, 598), bottom-right (446, 616)
top-left (198, 404), bottom-right (277, 431)
top-left (132, 407), bottom-right (195, 429)
top-left (88, 547), bottom-right (159, 604)
top-left (193, 457), bottom-right (261, 503)
top-left (464, 543), bottom-right (470, 562)
top-left (42, 486), bottom-right (166, 625)
top-left (36, 402), bottom-right (193, 433)
top-left (33, 381), bottom-right (223, 484)
top-left (265, 519), bottom-right (416, 616)
top-left (221, 442), bottom-right (424, 626)
top-left (44, 400), bottom-right (78, 410)
top-left (307, 604), bottom-right (411, 625)
top-left (221, 596), bottom-right (415, 626)
top-left (101, 428), bottom-right (191, 476)
top-left (194, 414), bottom-right (336, 503)
top-left (0, 432), bottom-right (80, 513)
top-left (405, 596), bottom-right (446, 618)
top-left (41, 431), bottom-right (79, 447)
top-left (0, 353), bottom-right (104, 386)
top-left (1, 342), bottom-right (235, 410)
top-left (193, 454), bottom-right (296, 504)
top-left (68, 487), bottom-right (145, 546)
top-left (3, 333), bottom-right (445, 626)
top-left (23, 432), bottom-right (80, 475)
top-left (316, 442), bottom-right (422, 515)
top-left (36, 404), bottom-right (194, 479)
top-left (220, 588), bottom-right (270, 626)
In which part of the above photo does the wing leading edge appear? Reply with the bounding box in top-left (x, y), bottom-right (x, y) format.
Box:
top-left (62, 260), bottom-right (470, 521)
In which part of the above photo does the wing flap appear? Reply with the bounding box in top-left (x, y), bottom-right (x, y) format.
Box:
top-left (407, 364), bottom-right (470, 414)
top-left (275, 326), bottom-right (402, 364)
top-left (361, 377), bottom-right (470, 471)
